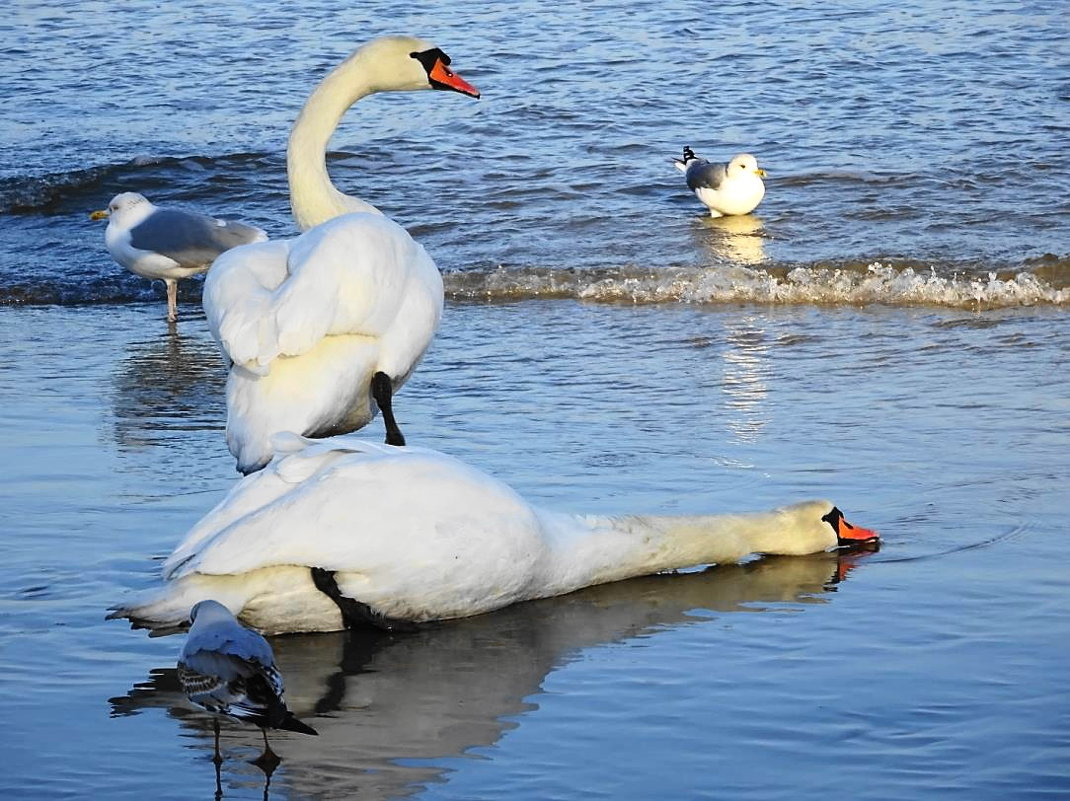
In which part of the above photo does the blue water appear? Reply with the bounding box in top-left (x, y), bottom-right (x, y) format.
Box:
top-left (3, 0), bottom-right (1069, 305)
top-left (2, 1), bottom-right (1069, 799)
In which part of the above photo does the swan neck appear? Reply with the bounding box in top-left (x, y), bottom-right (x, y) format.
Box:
top-left (538, 508), bottom-right (822, 595)
top-left (287, 49), bottom-right (384, 230)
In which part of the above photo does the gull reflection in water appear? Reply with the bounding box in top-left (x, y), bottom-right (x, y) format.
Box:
top-left (110, 551), bottom-right (870, 799)
top-left (111, 325), bottom-right (226, 452)
top-left (696, 214), bottom-right (767, 265)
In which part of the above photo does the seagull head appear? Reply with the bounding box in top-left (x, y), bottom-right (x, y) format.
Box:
top-left (728, 154), bottom-right (767, 179)
top-left (90, 191), bottom-right (151, 222)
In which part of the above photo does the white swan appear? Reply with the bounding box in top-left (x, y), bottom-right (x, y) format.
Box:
top-left (90, 192), bottom-right (267, 322)
top-left (673, 147), bottom-right (766, 217)
top-left (109, 435), bottom-right (880, 635)
top-left (204, 36), bottom-right (479, 474)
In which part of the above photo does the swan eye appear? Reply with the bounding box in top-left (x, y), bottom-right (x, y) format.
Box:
top-left (412, 48), bottom-right (450, 78)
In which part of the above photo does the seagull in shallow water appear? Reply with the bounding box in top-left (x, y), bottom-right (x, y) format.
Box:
top-left (178, 600), bottom-right (316, 767)
top-left (672, 147), bottom-right (767, 217)
top-left (90, 192), bottom-right (267, 322)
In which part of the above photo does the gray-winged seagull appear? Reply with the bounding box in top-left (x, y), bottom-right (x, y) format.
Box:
top-left (672, 147), bottom-right (767, 217)
top-left (90, 192), bottom-right (267, 322)
top-left (177, 600), bottom-right (316, 768)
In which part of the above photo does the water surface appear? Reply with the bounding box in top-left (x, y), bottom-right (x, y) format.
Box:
top-left (3, 0), bottom-right (1069, 305)
top-left (2, 302), bottom-right (1068, 799)
top-left (1, 0), bottom-right (1069, 798)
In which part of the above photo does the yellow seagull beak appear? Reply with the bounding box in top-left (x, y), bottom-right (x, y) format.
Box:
top-left (755, 168), bottom-right (768, 177)
top-left (89, 209), bottom-right (109, 221)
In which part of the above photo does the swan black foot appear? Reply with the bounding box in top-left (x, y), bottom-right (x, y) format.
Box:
top-left (371, 371), bottom-right (406, 446)
top-left (310, 567), bottom-right (418, 633)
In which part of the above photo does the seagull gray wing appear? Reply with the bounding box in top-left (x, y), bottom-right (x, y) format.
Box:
top-left (178, 647), bottom-right (285, 725)
top-left (128, 208), bottom-right (265, 268)
top-left (184, 621), bottom-right (279, 673)
top-left (686, 161), bottom-right (727, 192)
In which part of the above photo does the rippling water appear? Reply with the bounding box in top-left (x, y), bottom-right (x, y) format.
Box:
top-left (3, 302), bottom-right (1068, 800)
top-left (2, 1), bottom-right (1069, 799)
top-left (3, 0), bottom-right (1069, 307)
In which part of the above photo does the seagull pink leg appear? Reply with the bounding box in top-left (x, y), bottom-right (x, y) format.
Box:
top-left (166, 280), bottom-right (178, 323)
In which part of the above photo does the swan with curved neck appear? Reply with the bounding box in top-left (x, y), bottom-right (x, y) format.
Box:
top-left (204, 36), bottom-right (479, 474)
top-left (109, 435), bottom-right (880, 635)
top-left (287, 36), bottom-right (479, 230)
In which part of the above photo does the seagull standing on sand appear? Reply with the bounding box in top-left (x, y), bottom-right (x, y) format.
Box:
top-left (178, 600), bottom-right (316, 769)
top-left (673, 147), bottom-right (767, 217)
top-left (90, 192), bottom-right (267, 322)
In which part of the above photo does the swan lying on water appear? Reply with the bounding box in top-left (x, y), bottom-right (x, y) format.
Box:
top-left (110, 435), bottom-right (879, 635)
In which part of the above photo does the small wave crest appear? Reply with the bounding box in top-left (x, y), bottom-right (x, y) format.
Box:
top-left (444, 263), bottom-right (1069, 309)
top-left (0, 165), bottom-right (119, 213)
top-left (0, 152), bottom-right (277, 214)
top-left (0, 274), bottom-right (174, 307)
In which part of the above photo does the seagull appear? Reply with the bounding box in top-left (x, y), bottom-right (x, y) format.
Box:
top-left (672, 146), bottom-right (767, 217)
top-left (177, 600), bottom-right (316, 769)
top-left (90, 192), bottom-right (267, 323)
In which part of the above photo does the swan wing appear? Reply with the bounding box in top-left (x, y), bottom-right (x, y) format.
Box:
top-left (271, 213), bottom-right (439, 356)
top-left (203, 240), bottom-right (292, 372)
top-left (162, 435), bottom-right (386, 577)
top-left (167, 439), bottom-right (538, 581)
top-left (205, 214), bottom-right (441, 376)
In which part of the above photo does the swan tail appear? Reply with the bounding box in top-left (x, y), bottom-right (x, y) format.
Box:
top-left (106, 577), bottom-right (252, 633)
top-left (106, 588), bottom-right (199, 632)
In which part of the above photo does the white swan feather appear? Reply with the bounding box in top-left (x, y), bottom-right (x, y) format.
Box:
top-left (205, 36), bottom-right (478, 473)
top-left (111, 435), bottom-right (879, 635)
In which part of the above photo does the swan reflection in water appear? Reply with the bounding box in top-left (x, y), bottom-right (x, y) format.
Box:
top-left (110, 550), bottom-right (871, 799)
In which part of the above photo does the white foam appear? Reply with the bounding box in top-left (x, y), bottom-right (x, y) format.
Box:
top-left (444, 263), bottom-right (1068, 309)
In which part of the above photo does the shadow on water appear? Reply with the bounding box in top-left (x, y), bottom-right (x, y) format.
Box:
top-left (109, 551), bottom-right (870, 799)
top-left (110, 322), bottom-right (226, 450)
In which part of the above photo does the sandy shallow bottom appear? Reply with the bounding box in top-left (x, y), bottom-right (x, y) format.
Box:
top-left (1, 300), bottom-right (1067, 800)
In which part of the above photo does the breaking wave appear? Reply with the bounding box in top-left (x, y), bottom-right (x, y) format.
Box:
top-left (444, 262), bottom-right (1069, 310)
top-left (3, 262), bottom-right (1067, 311)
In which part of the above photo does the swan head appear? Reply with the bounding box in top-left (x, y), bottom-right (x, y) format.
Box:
top-left (727, 153), bottom-right (767, 179)
top-left (353, 36), bottom-right (480, 98)
top-left (821, 504), bottom-right (880, 551)
top-left (89, 191), bottom-right (153, 223)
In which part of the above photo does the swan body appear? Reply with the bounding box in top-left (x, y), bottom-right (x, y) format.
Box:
top-left (205, 214), bottom-right (443, 473)
top-left (91, 192), bottom-right (267, 322)
top-left (673, 147), bottom-right (766, 217)
top-left (205, 36), bottom-right (479, 473)
top-left (110, 435), bottom-right (879, 635)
